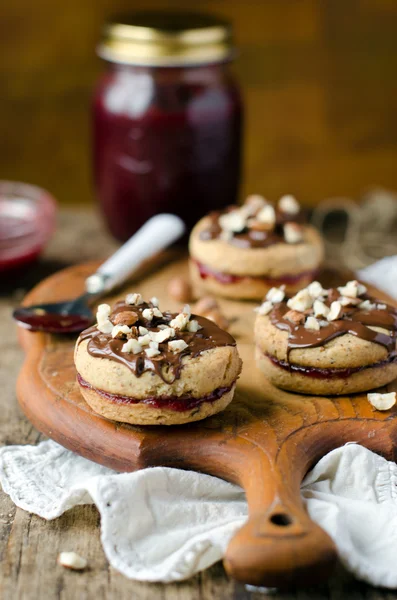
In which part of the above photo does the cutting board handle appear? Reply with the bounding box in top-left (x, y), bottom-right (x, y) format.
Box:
top-left (223, 444), bottom-right (337, 588)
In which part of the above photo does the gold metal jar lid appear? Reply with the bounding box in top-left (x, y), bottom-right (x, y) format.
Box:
top-left (98, 11), bottom-right (235, 66)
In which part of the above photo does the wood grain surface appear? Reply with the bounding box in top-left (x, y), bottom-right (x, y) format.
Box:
top-left (1, 209), bottom-right (397, 599)
top-left (15, 247), bottom-right (397, 587)
top-left (1, 0), bottom-right (396, 209)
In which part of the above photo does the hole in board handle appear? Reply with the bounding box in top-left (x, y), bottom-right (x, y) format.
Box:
top-left (270, 513), bottom-right (293, 527)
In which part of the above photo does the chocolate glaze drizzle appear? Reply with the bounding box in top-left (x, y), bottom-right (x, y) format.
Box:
top-left (78, 301), bottom-right (236, 384)
top-left (269, 289), bottom-right (397, 359)
top-left (199, 204), bottom-right (306, 249)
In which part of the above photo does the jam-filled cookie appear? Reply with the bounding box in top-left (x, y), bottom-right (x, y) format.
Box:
top-left (189, 194), bottom-right (324, 300)
top-left (74, 294), bottom-right (242, 425)
top-left (254, 280), bottom-right (397, 395)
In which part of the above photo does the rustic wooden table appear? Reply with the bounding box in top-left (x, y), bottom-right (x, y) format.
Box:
top-left (1, 208), bottom-right (396, 600)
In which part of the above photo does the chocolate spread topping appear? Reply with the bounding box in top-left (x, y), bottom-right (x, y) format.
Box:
top-left (78, 301), bottom-right (236, 383)
top-left (199, 204), bottom-right (305, 249)
top-left (269, 289), bottom-right (397, 359)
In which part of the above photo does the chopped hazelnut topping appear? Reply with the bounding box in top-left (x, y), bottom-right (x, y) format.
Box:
top-left (150, 297), bottom-right (159, 307)
top-left (377, 303), bottom-right (387, 310)
top-left (122, 339), bottom-right (142, 354)
top-left (266, 286), bottom-right (285, 304)
top-left (367, 392), bottom-right (396, 411)
top-left (187, 319), bottom-right (202, 332)
top-left (337, 280), bottom-right (367, 299)
top-left (96, 304), bottom-right (113, 333)
top-left (257, 204), bottom-right (276, 226)
top-left (327, 301), bottom-right (343, 321)
top-left (58, 552), bottom-right (87, 571)
top-left (248, 219), bottom-right (273, 232)
top-left (145, 344), bottom-right (160, 358)
top-left (183, 304), bottom-right (192, 318)
top-left (284, 310), bottom-right (305, 325)
top-left (112, 310), bottom-right (139, 326)
top-left (339, 296), bottom-right (361, 307)
top-left (244, 194), bottom-right (267, 215)
top-left (168, 340), bottom-right (189, 353)
top-left (219, 210), bottom-right (246, 233)
top-left (125, 293), bottom-right (144, 306)
top-left (170, 312), bottom-right (189, 330)
top-left (313, 299), bottom-right (330, 318)
top-left (287, 289), bottom-right (313, 312)
top-left (151, 327), bottom-right (175, 343)
top-left (97, 304), bottom-right (111, 319)
top-left (153, 307), bottom-right (163, 318)
top-left (138, 334), bottom-right (151, 346)
top-left (97, 320), bottom-right (113, 334)
top-left (142, 308), bottom-right (154, 321)
top-left (307, 281), bottom-right (326, 299)
top-left (139, 326), bottom-right (149, 335)
top-left (111, 325), bottom-right (131, 339)
top-left (284, 223), bottom-right (303, 244)
top-left (278, 194), bottom-right (300, 214)
top-left (305, 316), bottom-right (320, 331)
top-left (255, 301), bottom-right (273, 316)
top-left (359, 299), bottom-right (377, 311)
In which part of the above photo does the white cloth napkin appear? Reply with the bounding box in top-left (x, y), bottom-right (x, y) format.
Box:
top-left (0, 256), bottom-right (396, 587)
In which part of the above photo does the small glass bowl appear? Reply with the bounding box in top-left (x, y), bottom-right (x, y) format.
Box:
top-left (0, 181), bottom-right (57, 272)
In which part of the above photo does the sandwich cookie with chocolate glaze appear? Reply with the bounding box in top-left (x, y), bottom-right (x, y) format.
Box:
top-left (254, 280), bottom-right (397, 395)
top-left (189, 194), bottom-right (324, 300)
top-left (75, 294), bottom-right (242, 425)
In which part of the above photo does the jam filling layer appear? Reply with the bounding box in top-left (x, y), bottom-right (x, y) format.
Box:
top-left (78, 301), bottom-right (236, 384)
top-left (194, 259), bottom-right (316, 286)
top-left (266, 352), bottom-right (397, 380)
top-left (77, 373), bottom-right (234, 412)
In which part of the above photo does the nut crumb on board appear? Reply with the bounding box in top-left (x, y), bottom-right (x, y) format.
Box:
top-left (58, 552), bottom-right (87, 571)
top-left (367, 392), bottom-right (396, 411)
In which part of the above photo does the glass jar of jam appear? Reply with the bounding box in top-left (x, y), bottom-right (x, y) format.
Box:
top-left (93, 11), bottom-right (243, 241)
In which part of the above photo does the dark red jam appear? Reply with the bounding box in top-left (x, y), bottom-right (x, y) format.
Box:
top-left (93, 64), bottom-right (242, 241)
top-left (77, 373), bottom-right (232, 412)
top-left (194, 259), bottom-right (317, 285)
top-left (13, 310), bottom-right (94, 334)
top-left (267, 352), bottom-right (397, 380)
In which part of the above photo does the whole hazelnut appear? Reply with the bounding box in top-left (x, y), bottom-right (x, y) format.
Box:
top-left (167, 276), bottom-right (193, 303)
top-left (112, 310), bottom-right (139, 326)
top-left (205, 309), bottom-right (230, 331)
top-left (194, 296), bottom-right (219, 315)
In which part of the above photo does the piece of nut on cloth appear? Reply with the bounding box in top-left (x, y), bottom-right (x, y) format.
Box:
top-left (1, 256), bottom-right (397, 587)
top-left (2, 441), bottom-right (397, 587)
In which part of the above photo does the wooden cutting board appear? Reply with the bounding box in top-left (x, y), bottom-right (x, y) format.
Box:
top-left (16, 255), bottom-right (397, 589)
